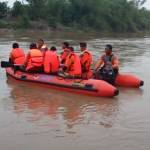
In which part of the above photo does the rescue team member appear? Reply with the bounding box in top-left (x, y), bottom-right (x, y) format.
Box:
top-left (25, 43), bottom-right (43, 72)
top-left (44, 46), bottom-right (60, 74)
top-left (60, 42), bottom-right (70, 64)
top-left (61, 47), bottom-right (81, 78)
top-left (37, 39), bottom-right (48, 56)
top-left (9, 43), bottom-right (25, 65)
top-left (94, 44), bottom-right (119, 76)
top-left (79, 42), bottom-right (93, 79)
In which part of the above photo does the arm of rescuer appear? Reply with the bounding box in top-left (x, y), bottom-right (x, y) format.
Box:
top-left (94, 57), bottom-right (104, 71)
top-left (112, 55), bottom-right (119, 69)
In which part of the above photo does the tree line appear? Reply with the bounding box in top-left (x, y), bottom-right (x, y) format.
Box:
top-left (0, 0), bottom-right (150, 32)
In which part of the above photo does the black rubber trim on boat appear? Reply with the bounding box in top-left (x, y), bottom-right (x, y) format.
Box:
top-left (114, 89), bottom-right (119, 96)
top-left (140, 80), bottom-right (144, 87)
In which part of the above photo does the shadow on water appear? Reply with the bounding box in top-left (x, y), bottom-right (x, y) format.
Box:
top-left (7, 76), bottom-right (120, 130)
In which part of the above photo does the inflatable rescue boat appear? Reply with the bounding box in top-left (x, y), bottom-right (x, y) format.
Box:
top-left (5, 67), bottom-right (119, 97)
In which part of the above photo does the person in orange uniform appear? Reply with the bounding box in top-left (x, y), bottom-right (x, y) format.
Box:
top-left (9, 43), bottom-right (25, 65)
top-left (60, 42), bottom-right (70, 64)
top-left (62, 47), bottom-right (81, 78)
top-left (94, 44), bottom-right (119, 80)
top-left (25, 43), bottom-right (43, 72)
top-left (44, 46), bottom-right (60, 74)
top-left (37, 39), bottom-right (48, 56)
top-left (79, 42), bottom-right (93, 79)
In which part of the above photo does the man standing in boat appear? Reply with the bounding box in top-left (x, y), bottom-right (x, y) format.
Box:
top-left (94, 44), bottom-right (119, 84)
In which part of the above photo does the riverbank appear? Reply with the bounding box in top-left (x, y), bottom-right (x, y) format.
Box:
top-left (1, 18), bottom-right (150, 37)
top-left (0, 27), bottom-right (150, 42)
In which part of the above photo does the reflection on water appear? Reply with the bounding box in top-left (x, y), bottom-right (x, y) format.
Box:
top-left (0, 31), bottom-right (150, 150)
top-left (7, 77), bottom-right (119, 129)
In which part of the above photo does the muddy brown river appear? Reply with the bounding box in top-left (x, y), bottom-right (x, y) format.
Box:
top-left (0, 31), bottom-right (150, 150)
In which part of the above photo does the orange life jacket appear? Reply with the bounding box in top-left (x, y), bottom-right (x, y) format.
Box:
top-left (26, 49), bottom-right (43, 71)
top-left (80, 50), bottom-right (92, 72)
top-left (65, 52), bottom-right (81, 76)
top-left (44, 51), bottom-right (60, 74)
top-left (10, 48), bottom-right (25, 65)
top-left (60, 48), bottom-right (69, 64)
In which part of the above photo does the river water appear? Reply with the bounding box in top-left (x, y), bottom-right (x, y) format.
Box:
top-left (0, 31), bottom-right (150, 150)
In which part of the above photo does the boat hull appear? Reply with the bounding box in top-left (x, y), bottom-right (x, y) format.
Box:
top-left (6, 68), bottom-right (119, 97)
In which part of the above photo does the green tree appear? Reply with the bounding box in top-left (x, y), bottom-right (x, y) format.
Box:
top-left (0, 0), bottom-right (150, 32)
top-left (0, 2), bottom-right (8, 18)
top-left (18, 15), bottom-right (30, 28)
top-left (26, 0), bottom-right (47, 19)
top-left (11, 1), bottom-right (24, 17)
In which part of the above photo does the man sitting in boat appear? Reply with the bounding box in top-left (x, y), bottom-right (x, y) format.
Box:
top-left (79, 42), bottom-right (93, 79)
top-left (59, 47), bottom-right (82, 78)
top-left (9, 43), bottom-right (25, 65)
top-left (60, 42), bottom-right (70, 64)
top-left (25, 43), bottom-right (43, 73)
top-left (43, 46), bottom-right (60, 75)
top-left (94, 44), bottom-right (119, 84)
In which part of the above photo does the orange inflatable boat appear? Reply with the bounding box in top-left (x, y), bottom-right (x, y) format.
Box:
top-left (94, 68), bottom-right (144, 88)
top-left (5, 68), bottom-right (119, 98)
top-left (115, 73), bottom-right (144, 88)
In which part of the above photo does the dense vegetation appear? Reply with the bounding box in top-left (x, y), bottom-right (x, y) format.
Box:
top-left (0, 0), bottom-right (150, 32)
